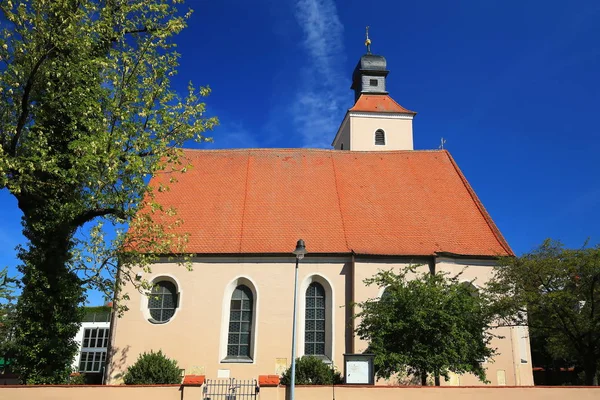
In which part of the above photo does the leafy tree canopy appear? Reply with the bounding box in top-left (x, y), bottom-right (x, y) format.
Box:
top-left (489, 239), bottom-right (600, 385)
top-left (355, 267), bottom-right (496, 385)
top-left (0, 0), bottom-right (217, 301)
top-left (0, 0), bottom-right (216, 383)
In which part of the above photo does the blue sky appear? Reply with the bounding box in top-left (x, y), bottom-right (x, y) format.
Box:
top-left (1, 0), bottom-right (600, 304)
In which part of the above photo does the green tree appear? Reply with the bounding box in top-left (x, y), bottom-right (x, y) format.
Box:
top-left (488, 240), bottom-right (600, 386)
top-left (0, 0), bottom-right (216, 383)
top-left (123, 350), bottom-right (181, 385)
top-left (355, 267), bottom-right (496, 385)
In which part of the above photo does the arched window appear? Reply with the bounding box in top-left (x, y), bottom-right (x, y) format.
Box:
top-left (226, 285), bottom-right (254, 359)
top-left (340, 143), bottom-right (344, 150)
top-left (148, 280), bottom-right (178, 323)
top-left (375, 129), bottom-right (386, 145)
top-left (305, 282), bottom-right (326, 356)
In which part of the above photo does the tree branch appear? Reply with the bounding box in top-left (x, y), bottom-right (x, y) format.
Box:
top-left (10, 48), bottom-right (54, 156)
top-left (72, 207), bottom-right (126, 228)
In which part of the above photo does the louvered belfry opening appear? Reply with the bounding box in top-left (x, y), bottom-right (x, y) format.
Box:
top-left (375, 129), bottom-right (386, 145)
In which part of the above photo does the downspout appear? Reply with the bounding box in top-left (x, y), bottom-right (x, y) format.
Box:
top-left (350, 252), bottom-right (356, 354)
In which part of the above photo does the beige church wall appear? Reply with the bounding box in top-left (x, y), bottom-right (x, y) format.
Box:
top-left (435, 257), bottom-right (534, 387)
top-left (351, 258), bottom-right (532, 386)
top-left (108, 256), bottom-right (532, 386)
top-left (349, 115), bottom-right (413, 151)
top-left (332, 116), bottom-right (351, 150)
top-left (108, 257), bottom-right (351, 383)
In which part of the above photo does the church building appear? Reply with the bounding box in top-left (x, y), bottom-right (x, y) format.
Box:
top-left (107, 42), bottom-right (534, 386)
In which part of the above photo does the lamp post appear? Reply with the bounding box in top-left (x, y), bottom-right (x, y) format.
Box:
top-left (290, 239), bottom-right (306, 400)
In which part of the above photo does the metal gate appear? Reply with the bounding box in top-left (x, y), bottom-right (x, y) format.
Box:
top-left (203, 378), bottom-right (259, 400)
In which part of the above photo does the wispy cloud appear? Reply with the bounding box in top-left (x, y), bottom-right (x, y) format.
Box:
top-left (292, 0), bottom-right (349, 148)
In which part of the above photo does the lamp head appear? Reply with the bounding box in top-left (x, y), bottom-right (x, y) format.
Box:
top-left (293, 239), bottom-right (307, 260)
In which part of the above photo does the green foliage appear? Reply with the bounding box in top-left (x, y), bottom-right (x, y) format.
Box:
top-left (280, 356), bottom-right (343, 385)
top-left (14, 260), bottom-right (85, 384)
top-left (0, 307), bottom-right (16, 374)
top-left (489, 239), bottom-right (600, 386)
top-left (123, 350), bottom-right (182, 385)
top-left (355, 267), bottom-right (496, 385)
top-left (0, 0), bottom-right (216, 383)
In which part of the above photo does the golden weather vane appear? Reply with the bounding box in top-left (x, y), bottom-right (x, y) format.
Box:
top-left (365, 26), bottom-right (372, 54)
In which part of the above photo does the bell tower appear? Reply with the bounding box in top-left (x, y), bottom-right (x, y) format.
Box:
top-left (350, 28), bottom-right (390, 102)
top-left (332, 28), bottom-right (417, 152)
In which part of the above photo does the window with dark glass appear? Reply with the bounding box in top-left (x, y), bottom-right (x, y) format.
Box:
top-left (375, 129), bottom-right (386, 145)
top-left (370, 79), bottom-right (378, 87)
top-left (79, 351), bottom-right (107, 373)
top-left (148, 281), bottom-right (178, 323)
top-left (305, 282), bottom-right (326, 355)
top-left (227, 285), bottom-right (253, 359)
top-left (83, 328), bottom-right (109, 348)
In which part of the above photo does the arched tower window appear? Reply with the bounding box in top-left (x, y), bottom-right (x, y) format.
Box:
top-left (226, 285), bottom-right (254, 359)
top-left (375, 129), bottom-right (386, 145)
top-left (305, 282), bottom-right (326, 356)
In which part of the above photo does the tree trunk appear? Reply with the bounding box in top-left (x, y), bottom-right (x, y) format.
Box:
top-left (13, 192), bottom-right (86, 383)
top-left (14, 229), bottom-right (85, 383)
top-left (421, 371), bottom-right (427, 386)
top-left (434, 372), bottom-right (440, 386)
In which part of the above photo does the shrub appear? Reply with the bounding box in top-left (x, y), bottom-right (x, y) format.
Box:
top-left (68, 372), bottom-right (86, 385)
top-left (123, 350), bottom-right (182, 385)
top-left (280, 356), bottom-right (343, 385)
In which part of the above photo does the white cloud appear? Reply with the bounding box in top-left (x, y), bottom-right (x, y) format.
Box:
top-left (292, 0), bottom-right (349, 148)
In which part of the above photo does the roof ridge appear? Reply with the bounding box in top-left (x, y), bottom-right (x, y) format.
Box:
top-left (181, 148), bottom-right (446, 154)
top-left (349, 94), bottom-right (417, 114)
top-left (330, 154), bottom-right (351, 252)
top-left (239, 153), bottom-right (251, 253)
top-left (385, 95), bottom-right (417, 115)
top-left (443, 150), bottom-right (514, 256)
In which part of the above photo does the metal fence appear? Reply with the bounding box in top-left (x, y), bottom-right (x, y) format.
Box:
top-left (203, 379), bottom-right (259, 400)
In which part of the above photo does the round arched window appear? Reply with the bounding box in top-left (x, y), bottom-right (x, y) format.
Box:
top-left (375, 129), bottom-right (386, 145)
top-left (148, 280), bottom-right (178, 323)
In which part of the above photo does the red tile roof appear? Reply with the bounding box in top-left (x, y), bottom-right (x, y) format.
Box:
top-left (143, 149), bottom-right (512, 257)
top-left (182, 375), bottom-right (205, 386)
top-left (350, 94), bottom-right (416, 114)
top-left (258, 375), bottom-right (280, 387)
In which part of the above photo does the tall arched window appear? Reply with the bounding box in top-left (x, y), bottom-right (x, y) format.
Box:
top-left (226, 285), bottom-right (254, 359)
top-left (148, 280), bottom-right (179, 323)
top-left (375, 129), bottom-right (386, 145)
top-left (305, 282), bottom-right (326, 356)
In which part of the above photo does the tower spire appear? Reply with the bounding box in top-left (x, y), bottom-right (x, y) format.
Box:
top-left (365, 26), bottom-right (372, 54)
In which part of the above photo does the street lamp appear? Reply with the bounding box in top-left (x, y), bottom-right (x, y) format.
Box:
top-left (290, 239), bottom-right (306, 400)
